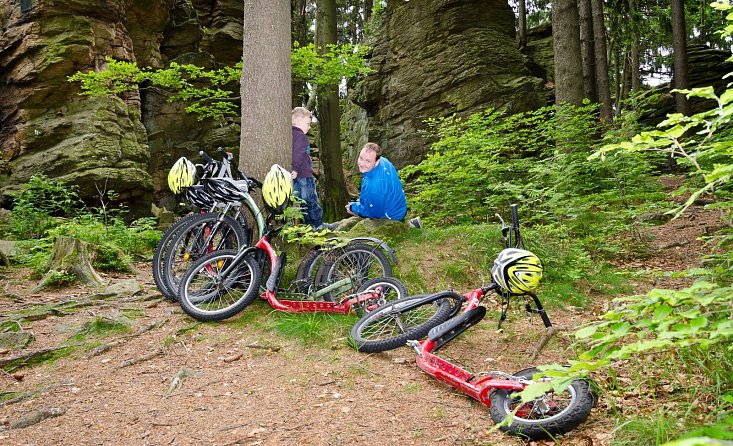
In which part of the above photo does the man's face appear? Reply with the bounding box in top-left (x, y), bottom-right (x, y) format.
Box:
top-left (357, 148), bottom-right (378, 174)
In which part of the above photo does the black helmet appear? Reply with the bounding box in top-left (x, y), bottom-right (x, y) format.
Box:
top-left (202, 178), bottom-right (249, 203)
top-left (183, 185), bottom-right (216, 209)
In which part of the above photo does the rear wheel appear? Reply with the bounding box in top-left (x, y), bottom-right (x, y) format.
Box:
top-left (179, 250), bottom-right (261, 321)
top-left (349, 294), bottom-right (453, 353)
top-left (295, 246), bottom-right (325, 293)
top-left (316, 243), bottom-right (392, 302)
top-left (162, 213), bottom-right (247, 300)
top-left (152, 213), bottom-right (200, 300)
top-left (489, 367), bottom-right (596, 440)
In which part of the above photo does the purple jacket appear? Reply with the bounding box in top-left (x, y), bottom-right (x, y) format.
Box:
top-left (292, 126), bottom-right (313, 178)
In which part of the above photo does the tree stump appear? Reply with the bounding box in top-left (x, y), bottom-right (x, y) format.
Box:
top-left (33, 237), bottom-right (105, 292)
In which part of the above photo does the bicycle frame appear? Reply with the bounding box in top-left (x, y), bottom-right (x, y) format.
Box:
top-left (408, 284), bottom-right (550, 409)
top-left (234, 229), bottom-right (391, 315)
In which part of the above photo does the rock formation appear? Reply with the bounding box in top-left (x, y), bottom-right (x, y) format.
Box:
top-left (0, 0), bottom-right (242, 216)
top-left (350, 0), bottom-right (546, 168)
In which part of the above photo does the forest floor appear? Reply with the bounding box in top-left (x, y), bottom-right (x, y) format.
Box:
top-left (0, 193), bottom-right (723, 446)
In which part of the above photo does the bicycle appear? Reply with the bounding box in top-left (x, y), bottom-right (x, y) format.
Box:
top-left (177, 215), bottom-right (407, 322)
top-left (152, 148), bottom-right (266, 301)
top-left (349, 204), bottom-right (596, 439)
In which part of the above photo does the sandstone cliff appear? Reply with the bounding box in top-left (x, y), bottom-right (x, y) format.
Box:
top-left (350, 0), bottom-right (546, 168)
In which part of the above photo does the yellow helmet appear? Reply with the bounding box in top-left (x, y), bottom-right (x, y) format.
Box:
top-left (168, 157), bottom-right (196, 194)
top-left (262, 164), bottom-right (292, 213)
top-left (491, 248), bottom-right (543, 294)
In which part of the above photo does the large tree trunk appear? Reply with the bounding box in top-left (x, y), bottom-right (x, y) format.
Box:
top-left (591, 0), bottom-right (612, 121)
top-left (240, 0), bottom-right (292, 182)
top-left (670, 0), bottom-right (690, 116)
top-left (364, 0), bottom-right (373, 24)
top-left (292, 0), bottom-right (310, 108)
top-left (579, 0), bottom-right (597, 102)
top-left (552, 0), bottom-right (584, 106)
top-left (518, 0), bottom-right (527, 52)
top-left (629, 0), bottom-right (641, 93)
top-left (317, 0), bottom-right (350, 221)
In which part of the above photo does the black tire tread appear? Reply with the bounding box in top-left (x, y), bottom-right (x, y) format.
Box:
top-left (350, 294), bottom-right (453, 353)
top-left (488, 367), bottom-right (596, 440)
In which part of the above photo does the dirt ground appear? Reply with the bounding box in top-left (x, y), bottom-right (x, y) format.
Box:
top-left (0, 199), bottom-right (723, 446)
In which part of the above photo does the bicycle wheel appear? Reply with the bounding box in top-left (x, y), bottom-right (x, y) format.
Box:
top-left (316, 243), bottom-right (392, 302)
top-left (489, 367), bottom-right (596, 440)
top-left (152, 213), bottom-right (201, 301)
top-left (294, 246), bottom-right (325, 292)
top-left (349, 294), bottom-right (453, 353)
top-left (162, 213), bottom-right (248, 300)
top-left (179, 249), bottom-right (262, 321)
top-left (352, 277), bottom-right (409, 317)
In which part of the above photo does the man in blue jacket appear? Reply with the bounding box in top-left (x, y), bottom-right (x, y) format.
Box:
top-left (346, 143), bottom-right (408, 221)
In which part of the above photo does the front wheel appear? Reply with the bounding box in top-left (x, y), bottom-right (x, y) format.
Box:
top-left (178, 250), bottom-right (261, 322)
top-left (352, 277), bottom-right (409, 317)
top-left (349, 294), bottom-right (453, 353)
top-left (489, 367), bottom-right (596, 440)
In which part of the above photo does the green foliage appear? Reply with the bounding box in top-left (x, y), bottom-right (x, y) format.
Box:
top-left (42, 270), bottom-right (77, 288)
top-left (403, 104), bottom-right (665, 254)
top-left (47, 215), bottom-right (160, 271)
top-left (68, 44), bottom-right (371, 124)
top-left (8, 174), bottom-right (85, 239)
top-left (8, 175), bottom-right (161, 272)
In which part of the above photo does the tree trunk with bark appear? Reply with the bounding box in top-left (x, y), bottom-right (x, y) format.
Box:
top-left (670, 0), bottom-right (690, 116)
top-left (579, 0), bottom-right (597, 102)
top-left (292, 0), bottom-right (310, 107)
top-left (629, 0), bottom-right (641, 93)
top-left (591, 0), bottom-right (612, 121)
top-left (316, 0), bottom-right (350, 221)
top-left (518, 0), bottom-right (527, 52)
top-left (240, 0), bottom-right (292, 182)
top-left (552, 0), bottom-right (585, 106)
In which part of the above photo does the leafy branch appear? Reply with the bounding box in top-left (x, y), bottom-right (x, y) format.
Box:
top-left (68, 43), bottom-right (372, 125)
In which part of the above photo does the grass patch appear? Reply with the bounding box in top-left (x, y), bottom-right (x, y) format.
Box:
top-left (265, 311), bottom-right (354, 346)
top-left (612, 414), bottom-right (682, 446)
top-left (70, 317), bottom-right (131, 342)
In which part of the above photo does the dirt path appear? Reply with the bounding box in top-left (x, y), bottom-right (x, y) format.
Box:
top-left (0, 202), bottom-right (720, 446)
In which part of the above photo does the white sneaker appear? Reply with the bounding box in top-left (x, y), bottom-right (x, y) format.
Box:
top-left (408, 217), bottom-right (422, 229)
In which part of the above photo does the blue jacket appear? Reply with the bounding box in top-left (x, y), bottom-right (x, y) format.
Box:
top-left (349, 157), bottom-right (407, 221)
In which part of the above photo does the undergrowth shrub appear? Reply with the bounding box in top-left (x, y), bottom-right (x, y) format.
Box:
top-left (7, 175), bottom-right (161, 273)
top-left (8, 174), bottom-right (85, 239)
top-left (402, 103), bottom-right (667, 259)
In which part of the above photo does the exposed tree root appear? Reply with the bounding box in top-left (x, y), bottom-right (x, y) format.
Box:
top-left (8, 407), bottom-right (66, 429)
top-left (116, 348), bottom-right (165, 369)
top-left (529, 326), bottom-right (569, 362)
top-left (0, 382), bottom-right (74, 408)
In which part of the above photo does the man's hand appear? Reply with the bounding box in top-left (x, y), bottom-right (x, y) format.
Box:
top-left (345, 203), bottom-right (356, 216)
top-left (291, 170), bottom-right (298, 179)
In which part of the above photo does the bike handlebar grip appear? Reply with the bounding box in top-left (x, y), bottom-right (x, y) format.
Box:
top-left (510, 203), bottom-right (519, 228)
top-left (199, 151), bottom-right (213, 163)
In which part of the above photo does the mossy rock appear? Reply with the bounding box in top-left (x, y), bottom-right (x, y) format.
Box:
top-left (344, 218), bottom-right (410, 241)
